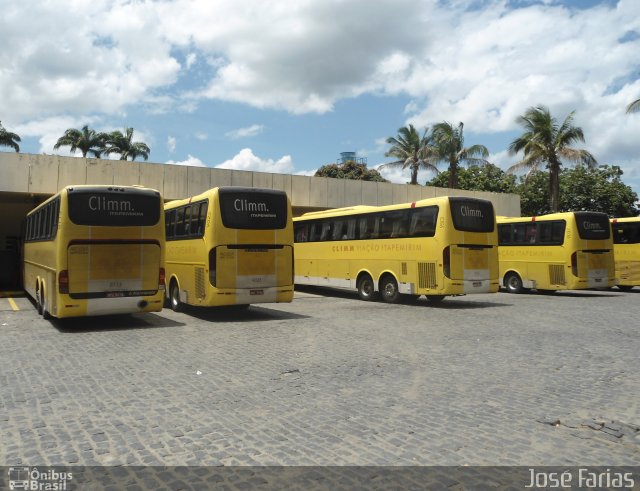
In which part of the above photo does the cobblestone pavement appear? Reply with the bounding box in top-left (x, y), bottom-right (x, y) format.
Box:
top-left (1, 288), bottom-right (639, 468)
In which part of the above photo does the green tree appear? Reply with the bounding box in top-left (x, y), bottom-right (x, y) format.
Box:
top-left (426, 163), bottom-right (517, 193)
top-left (315, 160), bottom-right (387, 182)
top-left (53, 125), bottom-right (107, 158)
top-left (379, 124), bottom-right (437, 185)
top-left (431, 122), bottom-right (490, 189)
top-left (627, 98), bottom-right (640, 114)
top-left (0, 120), bottom-right (21, 152)
top-left (508, 105), bottom-right (597, 213)
top-left (517, 166), bottom-right (639, 217)
top-left (104, 127), bottom-right (150, 161)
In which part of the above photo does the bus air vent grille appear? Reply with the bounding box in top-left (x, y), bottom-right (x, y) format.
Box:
top-left (549, 264), bottom-right (566, 285)
top-left (401, 262), bottom-right (408, 276)
top-left (418, 262), bottom-right (437, 289)
top-left (195, 267), bottom-right (206, 299)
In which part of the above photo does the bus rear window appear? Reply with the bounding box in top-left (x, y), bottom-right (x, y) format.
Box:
top-left (575, 212), bottom-right (610, 240)
top-left (68, 189), bottom-right (161, 226)
top-left (613, 222), bottom-right (640, 244)
top-left (219, 188), bottom-right (288, 230)
top-left (449, 198), bottom-right (495, 233)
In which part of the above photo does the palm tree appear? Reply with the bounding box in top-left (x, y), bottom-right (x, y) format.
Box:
top-left (0, 121), bottom-right (21, 152)
top-left (431, 122), bottom-right (489, 189)
top-left (104, 127), bottom-right (150, 161)
top-left (626, 98), bottom-right (640, 113)
top-left (53, 125), bottom-right (107, 158)
top-left (508, 105), bottom-right (597, 213)
top-left (379, 124), bottom-right (438, 185)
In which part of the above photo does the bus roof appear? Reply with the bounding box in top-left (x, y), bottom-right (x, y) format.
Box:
top-left (497, 211), bottom-right (609, 223)
top-left (293, 195), bottom-right (492, 220)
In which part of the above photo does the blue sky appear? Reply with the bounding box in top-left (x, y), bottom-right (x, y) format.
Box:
top-left (1, 0), bottom-right (639, 195)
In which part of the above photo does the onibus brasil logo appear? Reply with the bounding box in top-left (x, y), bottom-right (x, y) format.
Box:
top-left (7, 467), bottom-right (73, 490)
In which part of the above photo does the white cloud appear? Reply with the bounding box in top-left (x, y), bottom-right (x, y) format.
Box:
top-left (166, 154), bottom-right (207, 167)
top-left (195, 132), bottom-right (208, 141)
top-left (376, 163), bottom-right (439, 185)
top-left (167, 136), bottom-right (176, 153)
top-left (215, 148), bottom-right (294, 174)
top-left (2, 0), bottom-right (640, 177)
top-left (224, 124), bottom-right (264, 139)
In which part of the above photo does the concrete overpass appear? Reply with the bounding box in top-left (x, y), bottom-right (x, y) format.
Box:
top-left (0, 151), bottom-right (520, 288)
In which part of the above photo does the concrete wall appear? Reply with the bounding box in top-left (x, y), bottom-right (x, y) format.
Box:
top-left (0, 152), bottom-right (521, 216)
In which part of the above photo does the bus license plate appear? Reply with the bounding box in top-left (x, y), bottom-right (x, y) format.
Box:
top-left (473, 281), bottom-right (482, 287)
top-left (594, 278), bottom-right (602, 283)
top-left (250, 289), bottom-right (264, 296)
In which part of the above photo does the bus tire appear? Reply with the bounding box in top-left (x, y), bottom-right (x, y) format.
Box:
top-left (379, 275), bottom-right (400, 304)
top-left (170, 280), bottom-right (182, 312)
top-left (40, 289), bottom-right (51, 320)
top-left (357, 275), bottom-right (376, 301)
top-left (617, 285), bottom-right (634, 292)
top-left (504, 272), bottom-right (524, 294)
top-left (426, 295), bottom-right (445, 304)
top-left (36, 282), bottom-right (43, 315)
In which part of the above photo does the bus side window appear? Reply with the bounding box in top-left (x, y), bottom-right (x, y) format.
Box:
top-left (197, 202), bottom-right (208, 236)
top-left (309, 223), bottom-right (320, 242)
top-left (175, 208), bottom-right (186, 236)
top-left (498, 224), bottom-right (511, 244)
top-left (332, 220), bottom-right (345, 241)
top-left (165, 210), bottom-right (176, 239)
top-left (525, 223), bottom-right (537, 243)
top-left (346, 219), bottom-right (356, 240)
top-left (512, 224), bottom-right (527, 243)
top-left (320, 221), bottom-right (333, 241)
top-left (295, 223), bottom-right (308, 242)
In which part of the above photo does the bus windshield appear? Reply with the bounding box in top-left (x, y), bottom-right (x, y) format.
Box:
top-left (575, 212), bottom-right (610, 240)
top-left (68, 188), bottom-right (161, 226)
top-left (449, 198), bottom-right (495, 233)
top-left (613, 221), bottom-right (640, 244)
top-left (218, 188), bottom-right (288, 230)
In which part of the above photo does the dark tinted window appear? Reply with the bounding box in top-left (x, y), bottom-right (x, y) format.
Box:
top-left (68, 188), bottom-right (161, 226)
top-left (24, 197), bottom-right (61, 242)
top-left (219, 188), bottom-right (288, 230)
top-left (165, 199), bottom-right (208, 240)
top-left (449, 198), bottom-right (495, 232)
top-left (538, 221), bottom-right (565, 245)
top-left (612, 221), bottom-right (640, 244)
top-left (575, 212), bottom-right (610, 240)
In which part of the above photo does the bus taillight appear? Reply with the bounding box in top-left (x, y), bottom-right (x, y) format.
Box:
top-left (571, 252), bottom-right (578, 277)
top-left (443, 246), bottom-right (451, 279)
top-left (209, 249), bottom-right (217, 287)
top-left (59, 270), bottom-right (69, 294)
top-left (159, 268), bottom-right (165, 290)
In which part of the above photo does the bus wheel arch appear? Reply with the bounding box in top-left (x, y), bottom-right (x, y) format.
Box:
top-left (379, 273), bottom-right (400, 304)
top-left (504, 271), bottom-right (524, 294)
top-left (356, 272), bottom-right (377, 301)
top-left (169, 277), bottom-right (183, 312)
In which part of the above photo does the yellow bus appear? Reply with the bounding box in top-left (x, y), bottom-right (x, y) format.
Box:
top-left (497, 212), bottom-right (615, 294)
top-left (164, 187), bottom-right (294, 311)
top-left (611, 217), bottom-right (640, 291)
top-left (293, 196), bottom-right (499, 303)
top-left (23, 185), bottom-right (165, 318)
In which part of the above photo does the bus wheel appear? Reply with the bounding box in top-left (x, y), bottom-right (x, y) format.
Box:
top-left (426, 295), bottom-right (445, 304)
top-left (357, 275), bottom-right (376, 301)
top-left (40, 289), bottom-right (51, 320)
top-left (504, 272), bottom-right (523, 294)
top-left (617, 285), bottom-right (634, 292)
top-left (379, 276), bottom-right (400, 303)
top-left (36, 283), bottom-right (43, 315)
top-left (170, 281), bottom-right (182, 312)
